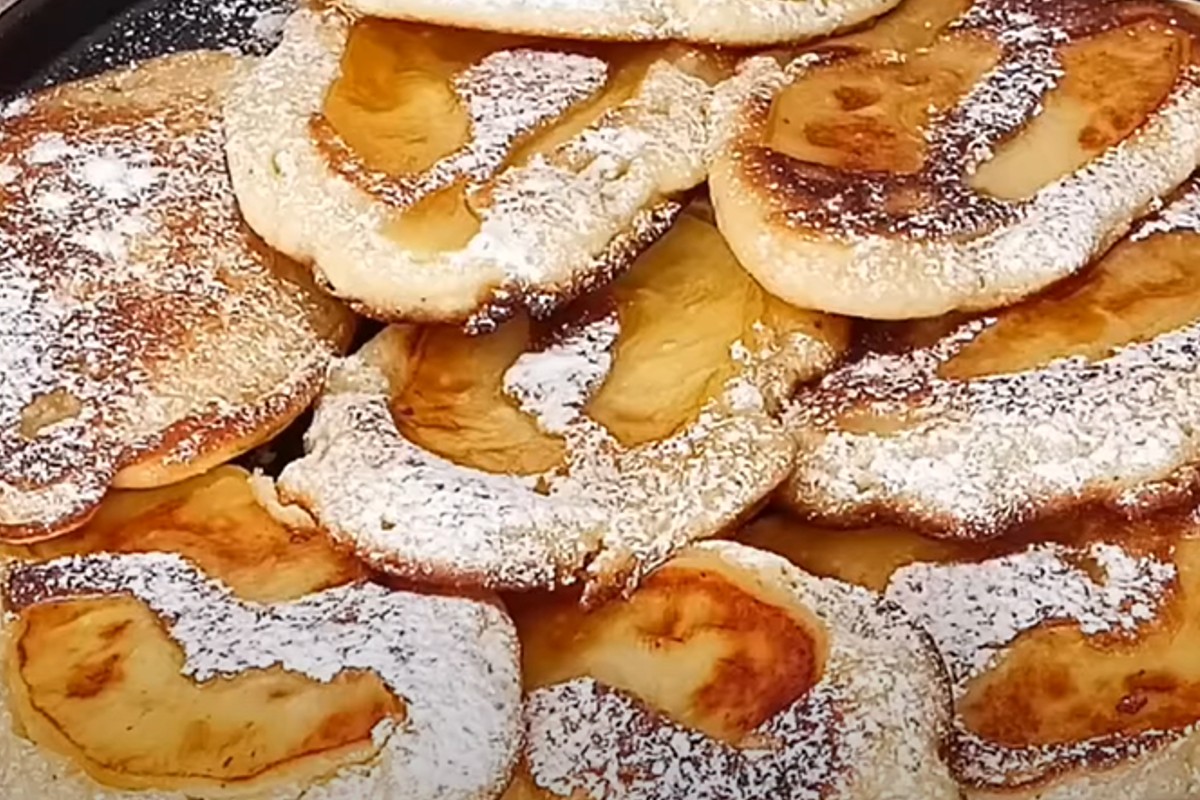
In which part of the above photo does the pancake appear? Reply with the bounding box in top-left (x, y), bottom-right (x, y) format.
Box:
top-left (709, 0), bottom-right (1200, 319)
top-left (0, 466), bottom-right (522, 799)
top-left (501, 541), bottom-right (957, 800)
top-left (0, 52), bottom-right (356, 544)
top-left (224, 8), bottom-right (726, 330)
top-left (331, 0), bottom-right (903, 46)
top-left (743, 511), bottom-right (1200, 800)
top-left (276, 202), bottom-right (851, 598)
top-left (783, 176), bottom-right (1200, 539)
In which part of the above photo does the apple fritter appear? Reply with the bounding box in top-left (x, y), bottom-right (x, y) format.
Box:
top-left (0, 466), bottom-right (521, 799)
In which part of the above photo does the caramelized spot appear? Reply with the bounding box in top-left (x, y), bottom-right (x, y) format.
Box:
top-left (942, 231), bottom-right (1200, 379)
top-left (766, 38), bottom-right (999, 174)
top-left (4, 467), bottom-right (365, 603)
top-left (973, 22), bottom-right (1186, 200)
top-left (64, 654), bottom-right (122, 700)
top-left (393, 317), bottom-right (566, 476)
top-left (20, 388), bottom-right (82, 439)
top-left (10, 597), bottom-right (402, 790)
top-left (588, 209), bottom-right (839, 447)
top-left (516, 550), bottom-right (827, 744)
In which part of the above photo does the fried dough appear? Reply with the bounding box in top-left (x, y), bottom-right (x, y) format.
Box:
top-left (743, 511), bottom-right (1200, 800)
top-left (502, 541), bottom-right (956, 800)
top-left (0, 53), bottom-right (355, 543)
top-left (331, 0), bottom-right (902, 46)
top-left (224, 8), bottom-right (725, 329)
top-left (710, 0), bottom-right (1200, 319)
top-left (0, 466), bottom-right (522, 799)
top-left (784, 177), bottom-right (1200, 539)
top-left (277, 202), bottom-right (850, 597)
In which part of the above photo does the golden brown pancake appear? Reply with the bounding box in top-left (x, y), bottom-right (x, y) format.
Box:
top-left (224, 8), bottom-right (728, 329)
top-left (710, 0), bottom-right (1200, 319)
top-left (783, 176), bottom-right (1200, 540)
top-left (0, 53), bottom-right (355, 543)
top-left (502, 542), bottom-right (957, 800)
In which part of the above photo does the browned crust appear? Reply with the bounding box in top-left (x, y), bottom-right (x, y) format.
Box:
top-left (730, 0), bottom-right (1200, 241)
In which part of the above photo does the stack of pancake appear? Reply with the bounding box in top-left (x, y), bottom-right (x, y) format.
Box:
top-left (4, 0), bottom-right (1200, 797)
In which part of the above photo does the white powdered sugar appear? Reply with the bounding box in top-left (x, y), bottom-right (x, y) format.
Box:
top-left (281, 343), bottom-right (795, 597)
top-left (2, 551), bottom-right (521, 800)
top-left (503, 312), bottom-right (620, 434)
top-left (521, 542), bottom-right (958, 800)
top-left (785, 178), bottom-right (1200, 537)
top-left (1133, 183), bottom-right (1200, 241)
top-left (0, 53), bottom-right (347, 539)
top-left (887, 543), bottom-right (1177, 689)
top-left (276, 188), bottom-right (852, 594)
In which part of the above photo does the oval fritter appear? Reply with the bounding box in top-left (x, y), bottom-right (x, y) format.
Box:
top-left (276, 202), bottom-right (850, 597)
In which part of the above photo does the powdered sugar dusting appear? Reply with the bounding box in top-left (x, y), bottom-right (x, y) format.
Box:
top-left (3, 551), bottom-right (521, 799)
top-left (887, 543), bottom-right (1177, 688)
top-left (277, 186), bottom-right (854, 593)
top-left (503, 312), bottom-right (619, 434)
top-left (871, 538), bottom-right (1187, 793)
top-left (282, 345), bottom-right (795, 597)
top-left (1133, 182), bottom-right (1200, 240)
top-left (526, 678), bottom-right (847, 800)
top-left (522, 542), bottom-right (957, 799)
top-left (0, 53), bottom-right (348, 539)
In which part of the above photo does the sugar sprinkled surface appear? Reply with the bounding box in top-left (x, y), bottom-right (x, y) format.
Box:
top-left (0, 54), bottom-right (346, 538)
top-left (784, 178), bottom-right (1200, 537)
top-left (281, 320), bottom-right (796, 596)
top-left (2, 551), bottom-right (521, 799)
top-left (888, 543), bottom-right (1177, 688)
top-left (521, 541), bottom-right (957, 799)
